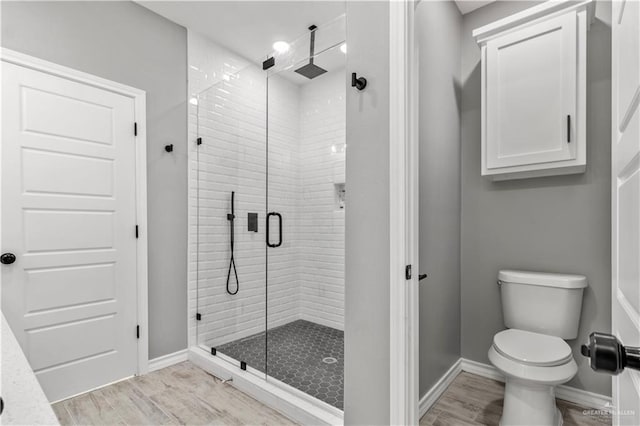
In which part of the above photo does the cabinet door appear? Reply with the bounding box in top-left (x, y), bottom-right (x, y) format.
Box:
top-left (486, 12), bottom-right (577, 170)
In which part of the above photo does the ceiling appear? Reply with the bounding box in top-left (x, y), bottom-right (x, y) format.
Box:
top-left (137, 1), bottom-right (345, 63)
top-left (454, 0), bottom-right (496, 15)
top-left (137, 1), bottom-right (493, 85)
top-left (138, 0), bottom-right (498, 55)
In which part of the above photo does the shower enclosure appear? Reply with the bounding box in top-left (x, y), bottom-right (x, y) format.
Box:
top-left (193, 15), bottom-right (346, 411)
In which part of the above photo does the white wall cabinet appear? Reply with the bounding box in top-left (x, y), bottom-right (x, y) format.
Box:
top-left (474, 1), bottom-right (594, 180)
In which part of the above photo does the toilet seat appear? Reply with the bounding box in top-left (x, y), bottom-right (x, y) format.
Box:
top-left (493, 329), bottom-right (573, 367)
top-left (489, 329), bottom-right (578, 387)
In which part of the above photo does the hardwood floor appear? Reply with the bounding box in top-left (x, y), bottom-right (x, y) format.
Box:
top-left (51, 361), bottom-right (296, 426)
top-left (420, 372), bottom-right (612, 426)
top-left (52, 363), bottom-right (611, 426)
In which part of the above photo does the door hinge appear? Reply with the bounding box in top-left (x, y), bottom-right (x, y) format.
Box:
top-left (135, 225), bottom-right (139, 239)
top-left (196, 137), bottom-right (202, 145)
top-left (136, 325), bottom-right (140, 339)
top-left (134, 122), bottom-right (138, 136)
top-left (405, 264), bottom-right (412, 280)
top-left (196, 313), bottom-right (202, 321)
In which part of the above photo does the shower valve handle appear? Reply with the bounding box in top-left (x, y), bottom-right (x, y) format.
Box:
top-left (351, 73), bottom-right (367, 91)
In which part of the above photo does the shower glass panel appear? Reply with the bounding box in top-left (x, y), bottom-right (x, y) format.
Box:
top-left (266, 16), bottom-right (346, 410)
top-left (195, 12), bottom-right (346, 410)
top-left (195, 66), bottom-right (267, 378)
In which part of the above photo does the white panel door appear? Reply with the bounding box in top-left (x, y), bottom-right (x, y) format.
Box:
top-left (486, 12), bottom-right (577, 169)
top-left (1, 61), bottom-right (139, 402)
top-left (612, 0), bottom-right (640, 424)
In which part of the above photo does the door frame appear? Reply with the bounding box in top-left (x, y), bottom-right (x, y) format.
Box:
top-left (389, 1), bottom-right (419, 424)
top-left (0, 48), bottom-right (150, 375)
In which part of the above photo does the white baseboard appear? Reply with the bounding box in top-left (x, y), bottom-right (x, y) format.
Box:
top-left (418, 359), bottom-right (462, 418)
top-left (460, 358), bottom-right (611, 410)
top-left (148, 349), bottom-right (189, 372)
top-left (460, 358), bottom-right (504, 381)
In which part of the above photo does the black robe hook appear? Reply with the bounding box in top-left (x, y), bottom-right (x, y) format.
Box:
top-left (351, 72), bottom-right (367, 91)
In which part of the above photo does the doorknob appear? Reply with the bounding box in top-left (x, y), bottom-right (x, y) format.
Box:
top-left (0, 253), bottom-right (16, 265)
top-left (581, 332), bottom-right (640, 375)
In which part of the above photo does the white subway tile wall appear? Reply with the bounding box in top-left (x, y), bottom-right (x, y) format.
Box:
top-left (188, 31), bottom-right (345, 352)
top-left (298, 71), bottom-right (346, 330)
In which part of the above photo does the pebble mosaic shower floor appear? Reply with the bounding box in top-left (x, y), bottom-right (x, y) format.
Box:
top-left (215, 320), bottom-right (344, 409)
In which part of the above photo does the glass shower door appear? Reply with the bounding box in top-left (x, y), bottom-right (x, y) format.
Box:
top-left (195, 66), bottom-right (267, 377)
top-left (265, 15), bottom-right (346, 410)
top-left (194, 13), bottom-right (347, 409)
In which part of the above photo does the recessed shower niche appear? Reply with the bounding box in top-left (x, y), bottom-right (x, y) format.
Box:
top-left (190, 13), bottom-right (346, 413)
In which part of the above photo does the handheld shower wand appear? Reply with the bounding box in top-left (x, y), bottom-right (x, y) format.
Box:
top-left (226, 191), bottom-right (239, 295)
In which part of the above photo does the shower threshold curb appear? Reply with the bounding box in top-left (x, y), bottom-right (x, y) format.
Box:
top-left (188, 347), bottom-right (344, 426)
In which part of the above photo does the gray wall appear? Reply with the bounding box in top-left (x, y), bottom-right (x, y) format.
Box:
top-left (344, 2), bottom-right (390, 424)
top-left (1, 1), bottom-right (189, 359)
top-left (416, 1), bottom-right (463, 397)
top-left (460, 1), bottom-right (612, 395)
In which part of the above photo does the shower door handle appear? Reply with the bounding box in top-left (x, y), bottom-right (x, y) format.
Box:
top-left (266, 212), bottom-right (282, 248)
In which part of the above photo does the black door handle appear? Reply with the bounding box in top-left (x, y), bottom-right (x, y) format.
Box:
top-left (581, 332), bottom-right (640, 375)
top-left (419, 274), bottom-right (428, 281)
top-left (266, 212), bottom-right (282, 248)
top-left (0, 253), bottom-right (15, 265)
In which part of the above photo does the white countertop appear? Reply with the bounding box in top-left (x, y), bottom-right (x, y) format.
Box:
top-left (1, 314), bottom-right (59, 425)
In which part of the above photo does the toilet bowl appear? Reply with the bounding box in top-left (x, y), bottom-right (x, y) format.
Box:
top-left (490, 270), bottom-right (587, 426)
top-left (489, 329), bottom-right (577, 425)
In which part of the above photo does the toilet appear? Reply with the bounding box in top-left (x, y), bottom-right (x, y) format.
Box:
top-left (489, 270), bottom-right (588, 426)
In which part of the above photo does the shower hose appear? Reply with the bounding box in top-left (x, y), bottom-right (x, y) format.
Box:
top-left (226, 191), bottom-right (239, 295)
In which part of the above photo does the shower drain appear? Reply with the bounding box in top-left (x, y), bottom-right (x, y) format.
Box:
top-left (322, 357), bottom-right (338, 364)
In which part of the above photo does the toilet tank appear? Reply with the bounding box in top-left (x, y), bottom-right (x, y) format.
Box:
top-left (499, 270), bottom-right (587, 339)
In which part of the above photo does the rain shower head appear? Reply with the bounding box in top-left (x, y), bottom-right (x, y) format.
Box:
top-left (295, 62), bottom-right (327, 79)
top-left (295, 25), bottom-right (327, 80)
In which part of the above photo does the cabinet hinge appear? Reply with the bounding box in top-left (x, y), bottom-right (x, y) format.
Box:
top-left (136, 325), bottom-right (140, 339)
top-left (135, 225), bottom-right (139, 239)
top-left (134, 122), bottom-right (138, 136)
top-left (405, 265), bottom-right (412, 280)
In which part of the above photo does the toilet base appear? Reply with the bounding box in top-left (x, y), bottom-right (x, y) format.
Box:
top-left (499, 377), bottom-right (563, 426)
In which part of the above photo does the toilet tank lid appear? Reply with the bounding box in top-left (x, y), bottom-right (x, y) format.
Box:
top-left (498, 270), bottom-right (587, 289)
